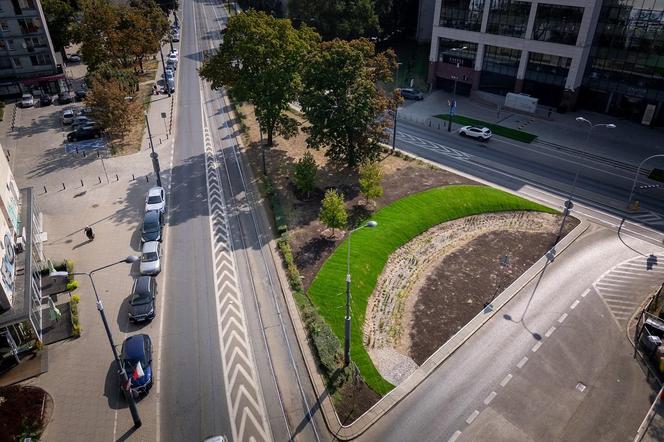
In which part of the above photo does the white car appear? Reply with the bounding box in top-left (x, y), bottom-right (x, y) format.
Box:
top-left (169, 49), bottom-right (178, 58)
top-left (139, 241), bottom-right (161, 275)
top-left (21, 94), bottom-right (34, 108)
top-left (459, 125), bottom-right (492, 141)
top-left (145, 186), bottom-right (166, 212)
top-left (167, 53), bottom-right (178, 63)
top-left (62, 108), bottom-right (75, 125)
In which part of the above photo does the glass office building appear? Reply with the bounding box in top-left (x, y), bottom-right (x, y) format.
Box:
top-left (430, 0), bottom-right (664, 125)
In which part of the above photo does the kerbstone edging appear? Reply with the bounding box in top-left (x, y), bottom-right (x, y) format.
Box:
top-left (232, 105), bottom-right (591, 440)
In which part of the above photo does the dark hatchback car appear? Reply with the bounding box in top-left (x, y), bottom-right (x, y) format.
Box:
top-left (120, 334), bottom-right (153, 396)
top-left (58, 91), bottom-right (73, 104)
top-left (141, 210), bottom-right (164, 243)
top-left (67, 124), bottom-right (102, 142)
top-left (128, 276), bottom-right (156, 322)
top-left (75, 89), bottom-right (87, 101)
top-left (39, 94), bottom-right (52, 106)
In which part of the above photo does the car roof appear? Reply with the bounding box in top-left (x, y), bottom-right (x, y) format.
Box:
top-left (134, 275), bottom-right (153, 295)
top-left (144, 210), bottom-right (160, 222)
top-left (142, 241), bottom-right (159, 253)
top-left (122, 334), bottom-right (150, 360)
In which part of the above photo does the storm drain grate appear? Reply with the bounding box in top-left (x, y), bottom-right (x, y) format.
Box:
top-left (576, 382), bottom-right (587, 392)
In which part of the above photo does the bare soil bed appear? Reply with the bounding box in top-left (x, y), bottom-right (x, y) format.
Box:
top-left (233, 102), bottom-right (577, 424)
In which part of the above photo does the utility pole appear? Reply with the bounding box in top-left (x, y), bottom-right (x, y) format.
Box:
top-left (145, 112), bottom-right (162, 187)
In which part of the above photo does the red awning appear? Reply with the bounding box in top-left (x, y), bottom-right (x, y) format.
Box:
top-left (19, 74), bottom-right (65, 85)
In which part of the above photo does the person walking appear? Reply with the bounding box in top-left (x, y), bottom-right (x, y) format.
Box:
top-left (84, 226), bottom-right (95, 241)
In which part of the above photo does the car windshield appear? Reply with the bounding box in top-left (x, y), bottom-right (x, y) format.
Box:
top-left (130, 291), bottom-right (152, 305)
top-left (141, 252), bottom-right (158, 262)
top-left (147, 196), bottom-right (162, 204)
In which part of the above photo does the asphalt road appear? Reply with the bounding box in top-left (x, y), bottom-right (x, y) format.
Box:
top-left (360, 225), bottom-right (664, 441)
top-left (159, 1), bottom-right (328, 441)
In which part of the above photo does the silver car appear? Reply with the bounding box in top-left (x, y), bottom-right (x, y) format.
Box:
top-left (145, 186), bottom-right (166, 213)
top-left (140, 241), bottom-right (161, 275)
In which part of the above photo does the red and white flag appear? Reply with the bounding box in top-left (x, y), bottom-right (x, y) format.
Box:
top-left (133, 361), bottom-right (145, 380)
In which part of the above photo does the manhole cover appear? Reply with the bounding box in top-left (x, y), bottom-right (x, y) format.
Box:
top-left (576, 382), bottom-right (586, 392)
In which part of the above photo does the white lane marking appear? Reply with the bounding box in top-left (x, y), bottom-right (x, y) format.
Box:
top-left (466, 410), bottom-right (480, 424)
top-left (558, 313), bottom-right (568, 323)
top-left (500, 374), bottom-right (513, 387)
top-left (517, 357), bottom-right (528, 369)
top-left (532, 341), bottom-right (543, 352)
top-left (484, 391), bottom-right (497, 405)
top-left (545, 326), bottom-right (556, 337)
top-left (581, 289), bottom-right (590, 297)
top-left (448, 430), bottom-right (462, 442)
top-left (570, 300), bottom-right (580, 310)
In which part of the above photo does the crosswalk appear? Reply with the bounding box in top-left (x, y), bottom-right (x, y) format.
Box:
top-left (631, 211), bottom-right (664, 227)
top-left (593, 254), bottom-right (664, 328)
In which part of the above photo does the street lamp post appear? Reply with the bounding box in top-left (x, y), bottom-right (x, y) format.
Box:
top-left (52, 256), bottom-right (141, 427)
top-left (555, 117), bottom-right (615, 242)
top-left (344, 220), bottom-right (378, 367)
top-left (627, 153), bottom-right (664, 207)
top-left (447, 46), bottom-right (466, 133)
top-left (145, 112), bottom-right (162, 187)
top-left (392, 62), bottom-right (402, 152)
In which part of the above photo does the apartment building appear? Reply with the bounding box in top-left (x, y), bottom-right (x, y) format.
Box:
top-left (429, 0), bottom-right (664, 125)
top-left (0, 0), bottom-right (65, 97)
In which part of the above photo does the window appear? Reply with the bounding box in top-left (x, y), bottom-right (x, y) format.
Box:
top-left (13, 57), bottom-right (22, 68)
top-left (0, 21), bottom-right (9, 33)
top-left (439, 0), bottom-right (485, 31)
top-left (533, 4), bottom-right (584, 45)
top-left (479, 45), bottom-right (522, 94)
top-left (7, 40), bottom-right (15, 51)
top-left (486, 0), bottom-right (531, 38)
top-left (18, 0), bottom-right (35, 9)
top-left (30, 54), bottom-right (50, 66)
top-left (438, 38), bottom-right (478, 68)
top-left (17, 18), bottom-right (40, 35)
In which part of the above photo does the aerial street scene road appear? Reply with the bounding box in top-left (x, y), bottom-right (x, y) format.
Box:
top-left (1, 0), bottom-right (664, 441)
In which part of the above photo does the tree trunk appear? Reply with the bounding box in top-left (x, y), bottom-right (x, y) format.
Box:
top-left (267, 127), bottom-right (274, 146)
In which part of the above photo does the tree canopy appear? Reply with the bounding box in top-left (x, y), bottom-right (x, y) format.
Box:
top-left (199, 10), bottom-right (319, 146)
top-left (85, 76), bottom-right (141, 140)
top-left (41, 0), bottom-right (77, 53)
top-left (300, 38), bottom-right (397, 168)
top-left (288, 0), bottom-right (379, 40)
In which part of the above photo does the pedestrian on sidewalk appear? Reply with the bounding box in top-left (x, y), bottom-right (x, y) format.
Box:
top-left (84, 226), bottom-right (95, 241)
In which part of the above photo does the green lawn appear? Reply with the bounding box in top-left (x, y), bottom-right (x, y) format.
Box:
top-left (307, 185), bottom-right (557, 395)
top-left (434, 114), bottom-right (538, 143)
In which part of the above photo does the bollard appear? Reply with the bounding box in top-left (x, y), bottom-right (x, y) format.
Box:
top-left (146, 175), bottom-right (149, 182)
top-left (76, 148), bottom-right (79, 155)
top-left (132, 174), bottom-right (135, 181)
top-left (43, 185), bottom-right (47, 194)
top-left (115, 174), bottom-right (119, 181)
top-left (97, 151), bottom-right (100, 158)
top-left (428, 120), bottom-right (431, 127)
top-left (62, 183), bottom-right (65, 190)
top-left (98, 176), bottom-right (101, 184)
top-left (83, 151), bottom-right (86, 157)
top-left (159, 138), bottom-right (162, 144)
top-left (80, 179), bottom-right (83, 187)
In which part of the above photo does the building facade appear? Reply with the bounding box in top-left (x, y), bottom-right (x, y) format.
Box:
top-left (0, 0), bottom-right (65, 97)
top-left (429, 0), bottom-right (664, 125)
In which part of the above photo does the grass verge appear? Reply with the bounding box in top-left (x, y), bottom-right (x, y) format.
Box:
top-left (307, 185), bottom-right (557, 395)
top-left (434, 114), bottom-right (538, 143)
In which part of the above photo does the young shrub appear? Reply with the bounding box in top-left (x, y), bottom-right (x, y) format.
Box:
top-left (319, 189), bottom-right (347, 237)
top-left (293, 151), bottom-right (318, 199)
top-left (359, 161), bottom-right (383, 205)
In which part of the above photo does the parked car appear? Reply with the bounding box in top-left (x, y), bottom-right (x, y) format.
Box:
top-left (58, 91), bottom-right (73, 104)
top-left (167, 77), bottom-right (175, 93)
top-left (62, 108), bottom-right (75, 125)
top-left (171, 31), bottom-right (180, 42)
top-left (67, 124), bottom-right (101, 141)
top-left (67, 53), bottom-right (81, 63)
top-left (164, 68), bottom-right (174, 80)
top-left (140, 241), bottom-right (161, 276)
top-left (169, 48), bottom-right (179, 58)
top-left (120, 334), bottom-right (153, 396)
top-left (39, 94), bottom-right (52, 106)
top-left (145, 186), bottom-right (166, 212)
top-left (128, 276), bottom-right (157, 322)
top-left (166, 59), bottom-right (177, 72)
top-left (78, 107), bottom-right (92, 116)
top-left (71, 116), bottom-right (93, 130)
top-left (20, 94), bottom-right (34, 108)
top-left (399, 88), bottom-right (424, 100)
top-left (458, 125), bottom-right (492, 141)
top-left (74, 89), bottom-right (87, 101)
top-left (167, 53), bottom-right (178, 64)
top-left (141, 210), bottom-right (164, 243)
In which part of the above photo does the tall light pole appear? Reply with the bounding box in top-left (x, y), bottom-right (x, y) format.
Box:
top-left (555, 117), bottom-right (615, 242)
top-left (627, 153), bottom-right (664, 207)
top-left (392, 62), bottom-right (402, 152)
top-left (447, 46), bottom-right (466, 132)
top-left (344, 220), bottom-right (378, 367)
top-left (145, 112), bottom-right (162, 187)
top-left (52, 256), bottom-right (142, 427)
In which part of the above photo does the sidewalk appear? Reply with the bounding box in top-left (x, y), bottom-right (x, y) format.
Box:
top-left (398, 90), bottom-right (664, 167)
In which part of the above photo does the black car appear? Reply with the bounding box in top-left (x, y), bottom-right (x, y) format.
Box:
top-left (39, 94), bottom-right (52, 106)
top-left (67, 124), bottom-right (101, 142)
top-left (120, 334), bottom-right (153, 396)
top-left (58, 91), bottom-right (73, 104)
top-left (75, 89), bottom-right (87, 101)
top-left (128, 276), bottom-right (156, 322)
top-left (141, 210), bottom-right (164, 243)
